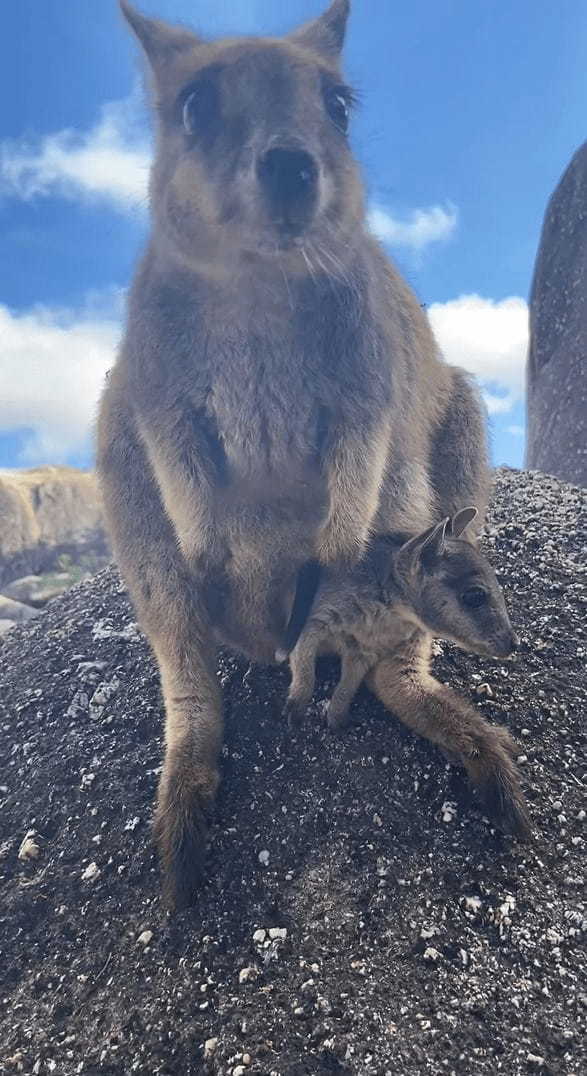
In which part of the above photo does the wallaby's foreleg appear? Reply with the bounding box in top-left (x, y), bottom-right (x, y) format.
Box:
top-left (284, 632), bottom-right (322, 729)
top-left (366, 658), bottom-right (531, 839)
top-left (318, 420), bottom-right (390, 565)
top-left (429, 369), bottom-right (490, 539)
top-left (97, 379), bottom-right (223, 911)
top-left (327, 652), bottom-right (370, 731)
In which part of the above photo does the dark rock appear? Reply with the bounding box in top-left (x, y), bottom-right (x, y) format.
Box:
top-left (526, 141), bottom-right (587, 486)
top-left (0, 468), bottom-right (585, 1075)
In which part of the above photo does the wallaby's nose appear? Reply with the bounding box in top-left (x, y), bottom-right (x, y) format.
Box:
top-left (257, 147), bottom-right (318, 232)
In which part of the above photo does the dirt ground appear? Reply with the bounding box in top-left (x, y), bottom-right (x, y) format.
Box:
top-left (0, 467), bottom-right (585, 1076)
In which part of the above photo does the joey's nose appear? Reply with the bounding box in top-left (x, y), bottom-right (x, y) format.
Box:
top-left (257, 147), bottom-right (318, 231)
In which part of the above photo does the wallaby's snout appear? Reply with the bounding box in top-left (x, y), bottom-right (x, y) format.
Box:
top-left (257, 146), bottom-right (319, 238)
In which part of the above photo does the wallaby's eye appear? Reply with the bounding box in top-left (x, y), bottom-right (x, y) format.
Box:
top-left (182, 91), bottom-right (200, 134)
top-left (461, 586), bottom-right (488, 609)
top-left (326, 89), bottom-right (351, 133)
top-left (180, 81), bottom-right (218, 136)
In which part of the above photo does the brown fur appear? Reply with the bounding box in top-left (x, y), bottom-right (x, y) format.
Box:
top-left (97, 1), bottom-right (491, 907)
top-left (285, 510), bottom-right (530, 838)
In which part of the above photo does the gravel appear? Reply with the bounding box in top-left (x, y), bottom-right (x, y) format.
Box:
top-left (0, 467), bottom-right (585, 1076)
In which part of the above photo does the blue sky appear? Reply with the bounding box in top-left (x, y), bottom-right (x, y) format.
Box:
top-left (1, 0), bottom-right (586, 469)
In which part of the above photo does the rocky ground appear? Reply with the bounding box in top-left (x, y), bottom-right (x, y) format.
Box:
top-left (0, 468), bottom-right (585, 1076)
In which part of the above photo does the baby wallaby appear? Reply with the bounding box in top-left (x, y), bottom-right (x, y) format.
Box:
top-left (286, 507), bottom-right (530, 838)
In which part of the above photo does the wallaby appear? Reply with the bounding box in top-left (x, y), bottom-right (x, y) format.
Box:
top-left (285, 507), bottom-right (530, 838)
top-left (97, 0), bottom-right (491, 908)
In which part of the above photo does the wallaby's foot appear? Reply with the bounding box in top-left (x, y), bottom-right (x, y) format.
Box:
top-left (284, 697), bottom-right (306, 731)
top-left (463, 725), bottom-right (531, 840)
top-left (153, 753), bottom-right (220, 911)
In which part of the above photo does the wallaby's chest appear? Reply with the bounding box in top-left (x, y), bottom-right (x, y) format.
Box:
top-left (206, 333), bottom-right (325, 487)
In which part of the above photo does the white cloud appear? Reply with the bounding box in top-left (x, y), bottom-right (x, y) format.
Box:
top-left (0, 295), bottom-right (121, 463)
top-left (0, 96), bottom-right (150, 212)
top-left (367, 203), bottom-right (457, 252)
top-left (427, 294), bottom-right (529, 415)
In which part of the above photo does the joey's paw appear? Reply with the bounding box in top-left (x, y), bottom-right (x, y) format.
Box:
top-left (284, 698), bottom-right (306, 731)
top-left (154, 764), bottom-right (219, 912)
top-left (326, 705), bottom-right (352, 732)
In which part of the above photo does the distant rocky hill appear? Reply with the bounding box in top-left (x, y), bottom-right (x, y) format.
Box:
top-left (0, 465), bottom-right (108, 589)
top-left (0, 468), bottom-right (585, 1076)
top-left (526, 140), bottom-right (587, 486)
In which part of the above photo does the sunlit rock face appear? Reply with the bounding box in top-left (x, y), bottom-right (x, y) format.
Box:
top-left (526, 140), bottom-right (587, 487)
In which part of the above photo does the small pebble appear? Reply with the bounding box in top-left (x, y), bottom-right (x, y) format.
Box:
top-left (268, 927), bottom-right (287, 940)
top-left (81, 862), bottom-right (101, 883)
top-left (239, 966), bottom-right (258, 984)
top-left (137, 930), bottom-right (153, 947)
top-left (252, 929), bottom-right (267, 944)
top-left (204, 1038), bottom-right (218, 1058)
top-left (258, 849), bottom-right (270, 866)
top-left (18, 831), bottom-right (40, 861)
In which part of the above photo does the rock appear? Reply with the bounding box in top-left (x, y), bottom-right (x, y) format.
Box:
top-left (0, 619), bottom-right (15, 637)
top-left (0, 596), bottom-right (38, 623)
top-left (204, 1037), bottom-right (218, 1058)
top-left (18, 830), bottom-right (40, 861)
top-left (81, 862), bottom-right (101, 883)
top-left (2, 574), bottom-right (80, 608)
top-left (526, 141), bottom-right (587, 486)
top-left (238, 966), bottom-right (258, 984)
top-left (0, 465), bottom-right (109, 588)
top-left (137, 931), bottom-right (153, 947)
top-left (258, 849), bottom-right (270, 866)
top-left (268, 927), bottom-right (287, 941)
top-left (0, 468), bottom-right (585, 1075)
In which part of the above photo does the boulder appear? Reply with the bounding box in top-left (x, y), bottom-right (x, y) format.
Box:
top-left (0, 468), bottom-right (584, 1075)
top-left (1, 573), bottom-right (83, 608)
top-left (0, 465), bottom-right (108, 588)
top-left (526, 140), bottom-right (587, 486)
top-left (0, 595), bottom-right (38, 623)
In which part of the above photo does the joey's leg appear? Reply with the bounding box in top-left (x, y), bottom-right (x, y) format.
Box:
top-left (284, 633), bottom-right (322, 729)
top-left (366, 657), bottom-right (531, 838)
top-left (327, 653), bottom-right (370, 731)
top-left (97, 379), bottom-right (223, 910)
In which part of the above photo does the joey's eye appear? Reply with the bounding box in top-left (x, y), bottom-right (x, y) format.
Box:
top-left (461, 586), bottom-right (488, 609)
top-left (326, 88), bottom-right (350, 133)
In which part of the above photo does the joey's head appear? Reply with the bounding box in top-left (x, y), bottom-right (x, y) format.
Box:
top-left (121, 1), bottom-right (363, 274)
top-left (393, 508), bottom-right (520, 660)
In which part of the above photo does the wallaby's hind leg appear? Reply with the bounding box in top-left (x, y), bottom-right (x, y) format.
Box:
top-left (366, 656), bottom-right (531, 839)
top-left (327, 653), bottom-right (370, 731)
top-left (98, 379), bottom-right (223, 911)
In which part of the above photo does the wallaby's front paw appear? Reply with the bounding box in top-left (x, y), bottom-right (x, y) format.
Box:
top-left (284, 698), bottom-right (306, 731)
top-left (316, 523), bottom-right (366, 568)
top-left (154, 761), bottom-right (219, 912)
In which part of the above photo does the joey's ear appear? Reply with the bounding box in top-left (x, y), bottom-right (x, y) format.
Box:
top-left (120, 0), bottom-right (201, 70)
top-left (449, 506), bottom-right (478, 539)
top-left (397, 518), bottom-right (450, 574)
top-left (290, 0), bottom-right (350, 58)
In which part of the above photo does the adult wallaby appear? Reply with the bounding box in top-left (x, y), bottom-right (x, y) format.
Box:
top-left (285, 507), bottom-right (530, 838)
top-left (97, 0), bottom-right (490, 908)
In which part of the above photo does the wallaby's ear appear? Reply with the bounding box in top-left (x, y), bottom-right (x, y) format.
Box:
top-left (449, 506), bottom-right (478, 539)
top-left (397, 518), bottom-right (450, 575)
top-left (120, 0), bottom-right (201, 69)
top-left (290, 0), bottom-right (350, 59)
